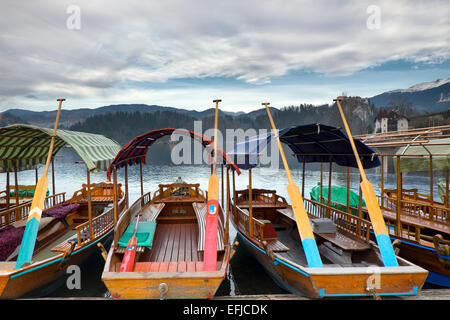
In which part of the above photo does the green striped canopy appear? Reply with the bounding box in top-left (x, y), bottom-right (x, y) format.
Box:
top-left (0, 124), bottom-right (122, 173)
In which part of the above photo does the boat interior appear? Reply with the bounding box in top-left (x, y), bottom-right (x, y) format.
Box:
top-left (234, 188), bottom-right (413, 268)
top-left (0, 182), bottom-right (122, 265)
top-left (109, 182), bottom-right (226, 273)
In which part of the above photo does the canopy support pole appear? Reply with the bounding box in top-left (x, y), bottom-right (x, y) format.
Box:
top-left (320, 162), bottom-right (323, 204)
top-left (232, 168), bottom-right (236, 224)
top-left (446, 168), bottom-right (449, 208)
top-left (124, 163), bottom-right (129, 208)
top-left (249, 168), bottom-right (253, 238)
top-left (139, 161), bottom-right (144, 205)
top-left (51, 158), bottom-right (56, 198)
top-left (301, 158), bottom-right (306, 197)
top-left (6, 170), bottom-right (10, 209)
top-left (358, 174), bottom-right (363, 218)
top-left (35, 167), bottom-right (38, 184)
top-left (327, 157), bottom-right (332, 218)
top-left (87, 168), bottom-right (93, 239)
top-left (113, 166), bottom-right (118, 228)
top-left (429, 155), bottom-right (433, 202)
top-left (346, 166), bottom-right (350, 214)
top-left (14, 160), bottom-right (19, 208)
top-left (225, 165), bottom-right (230, 245)
top-left (396, 156), bottom-right (402, 236)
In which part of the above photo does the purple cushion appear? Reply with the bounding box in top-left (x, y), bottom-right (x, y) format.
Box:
top-left (42, 203), bottom-right (80, 219)
top-left (0, 225), bottom-right (25, 261)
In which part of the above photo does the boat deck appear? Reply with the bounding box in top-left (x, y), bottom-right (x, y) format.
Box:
top-left (381, 208), bottom-right (450, 234)
top-left (145, 223), bottom-right (203, 262)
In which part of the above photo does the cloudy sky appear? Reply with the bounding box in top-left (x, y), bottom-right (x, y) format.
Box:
top-left (0, 0), bottom-right (449, 112)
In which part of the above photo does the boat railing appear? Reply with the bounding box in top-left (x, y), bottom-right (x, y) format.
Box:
top-left (75, 196), bottom-right (127, 246)
top-left (153, 183), bottom-right (204, 200)
top-left (234, 206), bottom-right (265, 241)
top-left (0, 192), bottom-right (66, 228)
top-left (70, 182), bottom-right (123, 203)
top-left (304, 198), bottom-right (372, 243)
top-left (377, 194), bottom-right (448, 224)
top-left (113, 191), bottom-right (153, 246)
top-left (235, 189), bottom-right (288, 206)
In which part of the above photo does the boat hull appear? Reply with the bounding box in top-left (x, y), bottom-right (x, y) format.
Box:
top-left (102, 246), bottom-right (230, 299)
top-left (103, 272), bottom-right (226, 299)
top-left (0, 230), bottom-right (113, 299)
top-left (236, 231), bottom-right (428, 298)
top-left (391, 238), bottom-right (450, 287)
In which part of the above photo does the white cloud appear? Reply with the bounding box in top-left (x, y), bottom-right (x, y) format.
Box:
top-left (0, 0), bottom-right (448, 110)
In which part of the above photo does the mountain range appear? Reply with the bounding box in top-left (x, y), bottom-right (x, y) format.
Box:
top-left (369, 78), bottom-right (450, 113)
top-left (1, 77), bottom-right (449, 130)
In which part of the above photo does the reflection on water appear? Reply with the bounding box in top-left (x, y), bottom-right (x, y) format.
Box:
top-left (1, 159), bottom-right (447, 297)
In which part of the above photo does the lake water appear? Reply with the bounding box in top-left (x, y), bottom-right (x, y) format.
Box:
top-left (1, 156), bottom-right (445, 298)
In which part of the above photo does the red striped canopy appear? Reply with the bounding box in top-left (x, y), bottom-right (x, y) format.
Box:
top-left (106, 128), bottom-right (241, 180)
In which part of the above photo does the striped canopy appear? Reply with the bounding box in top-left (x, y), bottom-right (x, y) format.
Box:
top-left (228, 123), bottom-right (380, 170)
top-left (107, 128), bottom-right (241, 179)
top-left (0, 124), bottom-right (122, 173)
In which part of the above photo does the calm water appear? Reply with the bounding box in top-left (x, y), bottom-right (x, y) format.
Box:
top-left (1, 155), bottom-right (446, 298)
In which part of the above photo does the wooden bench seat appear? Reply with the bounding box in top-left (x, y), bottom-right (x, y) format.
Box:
top-left (141, 203), bottom-right (165, 221)
top-left (265, 239), bottom-right (289, 252)
top-left (277, 208), bottom-right (295, 220)
top-left (277, 207), bottom-right (370, 252)
top-left (192, 202), bottom-right (224, 252)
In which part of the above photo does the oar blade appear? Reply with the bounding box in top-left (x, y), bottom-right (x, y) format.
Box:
top-left (360, 179), bottom-right (398, 267)
top-left (15, 175), bottom-right (49, 269)
top-left (203, 174), bottom-right (219, 271)
top-left (287, 183), bottom-right (323, 268)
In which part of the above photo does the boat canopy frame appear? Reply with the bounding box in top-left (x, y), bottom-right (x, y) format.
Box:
top-left (228, 123), bottom-right (380, 170)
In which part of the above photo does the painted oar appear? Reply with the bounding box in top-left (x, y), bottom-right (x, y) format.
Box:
top-left (203, 99), bottom-right (221, 271)
top-left (334, 97), bottom-right (398, 267)
top-left (119, 214), bottom-right (140, 272)
top-left (15, 98), bottom-right (65, 269)
top-left (263, 103), bottom-right (323, 268)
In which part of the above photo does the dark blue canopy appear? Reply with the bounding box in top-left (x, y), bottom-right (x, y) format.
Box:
top-left (228, 123), bottom-right (380, 170)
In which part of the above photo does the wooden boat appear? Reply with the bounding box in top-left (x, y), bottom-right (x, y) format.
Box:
top-left (371, 139), bottom-right (450, 286)
top-left (0, 124), bottom-right (124, 298)
top-left (101, 128), bottom-right (241, 299)
top-left (228, 123), bottom-right (428, 298)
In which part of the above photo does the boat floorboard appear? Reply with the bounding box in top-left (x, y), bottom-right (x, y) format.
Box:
top-left (147, 223), bottom-right (202, 263)
top-left (276, 229), bottom-right (309, 267)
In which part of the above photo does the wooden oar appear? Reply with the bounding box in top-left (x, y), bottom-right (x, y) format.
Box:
top-left (15, 98), bottom-right (65, 269)
top-left (203, 99), bottom-right (221, 271)
top-left (334, 97), bottom-right (398, 267)
top-left (263, 103), bottom-right (323, 268)
top-left (119, 214), bottom-right (140, 272)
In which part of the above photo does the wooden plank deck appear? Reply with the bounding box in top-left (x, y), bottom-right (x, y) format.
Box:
top-left (148, 223), bottom-right (202, 262)
top-left (381, 208), bottom-right (450, 234)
